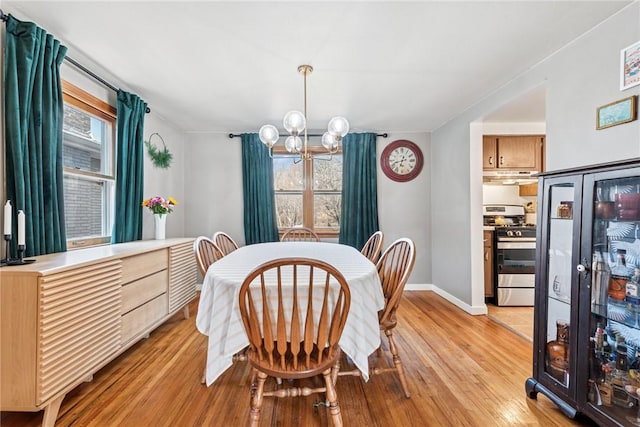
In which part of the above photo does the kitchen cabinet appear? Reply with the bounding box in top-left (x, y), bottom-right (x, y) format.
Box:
top-left (525, 158), bottom-right (640, 426)
top-left (484, 230), bottom-right (494, 297)
top-left (520, 183), bottom-right (538, 196)
top-left (0, 238), bottom-right (197, 427)
top-left (483, 135), bottom-right (544, 171)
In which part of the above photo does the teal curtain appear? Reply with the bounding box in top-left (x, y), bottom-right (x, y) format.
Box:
top-left (339, 133), bottom-right (379, 250)
top-left (4, 15), bottom-right (67, 256)
top-left (111, 90), bottom-right (147, 243)
top-left (241, 133), bottom-right (279, 244)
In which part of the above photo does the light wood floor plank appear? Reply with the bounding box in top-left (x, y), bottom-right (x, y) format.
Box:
top-left (1, 291), bottom-right (595, 426)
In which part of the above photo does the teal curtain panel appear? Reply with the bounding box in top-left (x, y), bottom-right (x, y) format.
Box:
top-left (112, 90), bottom-right (147, 243)
top-left (339, 132), bottom-right (379, 250)
top-left (4, 15), bottom-right (68, 256)
top-left (241, 133), bottom-right (279, 244)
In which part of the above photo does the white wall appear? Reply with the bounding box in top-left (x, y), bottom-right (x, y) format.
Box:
top-left (432, 3), bottom-right (640, 312)
top-left (183, 133), bottom-right (245, 243)
top-left (182, 131), bottom-right (432, 286)
top-left (377, 132), bottom-right (431, 287)
top-left (61, 64), bottom-right (187, 241)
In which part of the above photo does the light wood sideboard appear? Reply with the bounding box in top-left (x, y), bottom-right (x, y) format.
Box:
top-left (0, 238), bottom-right (197, 426)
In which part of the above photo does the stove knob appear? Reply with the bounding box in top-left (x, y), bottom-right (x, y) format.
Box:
top-left (515, 230), bottom-right (522, 237)
top-left (507, 230), bottom-right (514, 237)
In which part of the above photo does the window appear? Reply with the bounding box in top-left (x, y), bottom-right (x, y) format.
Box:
top-left (273, 146), bottom-right (342, 237)
top-left (62, 81), bottom-right (116, 248)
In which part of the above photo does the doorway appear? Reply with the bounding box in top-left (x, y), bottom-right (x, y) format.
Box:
top-left (479, 85), bottom-right (546, 342)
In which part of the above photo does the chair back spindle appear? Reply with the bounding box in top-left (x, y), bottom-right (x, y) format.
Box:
top-left (361, 231), bottom-right (384, 263)
top-left (213, 231), bottom-right (239, 256)
top-left (280, 227), bottom-right (320, 242)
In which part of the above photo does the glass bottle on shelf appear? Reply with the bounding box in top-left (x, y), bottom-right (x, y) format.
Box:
top-left (609, 249), bottom-right (629, 302)
top-left (626, 267), bottom-right (640, 328)
top-left (592, 251), bottom-right (610, 313)
top-left (547, 319), bottom-right (570, 384)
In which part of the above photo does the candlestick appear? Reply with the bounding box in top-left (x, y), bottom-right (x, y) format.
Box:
top-left (17, 210), bottom-right (25, 246)
top-left (3, 200), bottom-right (11, 237)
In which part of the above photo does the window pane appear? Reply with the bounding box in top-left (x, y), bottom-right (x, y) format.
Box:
top-left (63, 175), bottom-right (112, 239)
top-left (275, 194), bottom-right (303, 227)
top-left (63, 104), bottom-right (112, 176)
top-left (314, 194), bottom-right (341, 228)
top-left (313, 156), bottom-right (342, 190)
top-left (274, 156), bottom-right (303, 191)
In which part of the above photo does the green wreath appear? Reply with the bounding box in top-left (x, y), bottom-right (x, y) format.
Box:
top-left (145, 133), bottom-right (173, 169)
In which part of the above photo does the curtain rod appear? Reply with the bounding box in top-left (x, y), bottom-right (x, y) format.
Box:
top-left (0, 8), bottom-right (151, 114)
top-left (228, 133), bottom-right (388, 139)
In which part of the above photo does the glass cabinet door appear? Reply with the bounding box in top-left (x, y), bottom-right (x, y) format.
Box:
top-left (588, 175), bottom-right (640, 425)
top-left (544, 182), bottom-right (576, 388)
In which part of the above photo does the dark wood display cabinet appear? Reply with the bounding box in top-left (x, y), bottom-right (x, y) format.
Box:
top-left (526, 158), bottom-right (640, 426)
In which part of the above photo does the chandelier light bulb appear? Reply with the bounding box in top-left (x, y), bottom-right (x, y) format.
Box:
top-left (285, 135), bottom-right (303, 153)
top-left (283, 110), bottom-right (306, 135)
top-left (321, 132), bottom-right (338, 150)
top-left (258, 124), bottom-right (279, 148)
top-left (327, 116), bottom-right (349, 138)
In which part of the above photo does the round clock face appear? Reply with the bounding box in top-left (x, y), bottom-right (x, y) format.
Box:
top-left (380, 140), bottom-right (424, 182)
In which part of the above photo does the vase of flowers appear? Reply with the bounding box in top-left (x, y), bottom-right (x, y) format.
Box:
top-left (142, 196), bottom-right (177, 240)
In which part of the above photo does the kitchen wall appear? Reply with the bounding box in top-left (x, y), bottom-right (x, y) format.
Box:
top-left (483, 184), bottom-right (530, 206)
top-left (432, 2), bottom-right (640, 313)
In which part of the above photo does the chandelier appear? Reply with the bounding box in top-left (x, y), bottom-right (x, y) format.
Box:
top-left (258, 64), bottom-right (349, 160)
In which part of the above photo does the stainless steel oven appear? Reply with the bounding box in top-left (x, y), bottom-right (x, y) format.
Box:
top-left (483, 204), bottom-right (536, 306)
top-left (495, 228), bottom-right (536, 306)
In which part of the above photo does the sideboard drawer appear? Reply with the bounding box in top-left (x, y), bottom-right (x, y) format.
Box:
top-left (121, 294), bottom-right (168, 344)
top-left (121, 270), bottom-right (168, 314)
top-left (121, 249), bottom-right (168, 284)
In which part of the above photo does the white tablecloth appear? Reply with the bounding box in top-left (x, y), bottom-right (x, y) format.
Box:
top-left (195, 241), bottom-right (384, 386)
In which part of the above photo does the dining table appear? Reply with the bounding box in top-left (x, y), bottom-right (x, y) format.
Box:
top-left (195, 241), bottom-right (385, 386)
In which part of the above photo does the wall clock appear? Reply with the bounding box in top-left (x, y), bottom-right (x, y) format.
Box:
top-left (380, 139), bottom-right (424, 182)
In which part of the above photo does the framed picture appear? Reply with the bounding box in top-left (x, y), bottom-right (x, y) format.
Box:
top-left (621, 40), bottom-right (640, 90)
top-left (596, 95), bottom-right (638, 130)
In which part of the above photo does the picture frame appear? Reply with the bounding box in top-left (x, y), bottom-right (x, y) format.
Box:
top-left (621, 40), bottom-right (640, 90)
top-left (596, 95), bottom-right (638, 130)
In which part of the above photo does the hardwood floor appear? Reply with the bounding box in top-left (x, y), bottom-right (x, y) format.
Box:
top-left (1, 291), bottom-right (596, 426)
top-left (486, 304), bottom-right (534, 341)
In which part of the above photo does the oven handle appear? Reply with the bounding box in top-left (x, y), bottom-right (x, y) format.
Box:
top-left (497, 237), bottom-right (536, 242)
top-left (497, 241), bottom-right (536, 249)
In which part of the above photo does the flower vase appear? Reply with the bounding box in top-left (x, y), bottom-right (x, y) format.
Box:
top-left (154, 214), bottom-right (166, 240)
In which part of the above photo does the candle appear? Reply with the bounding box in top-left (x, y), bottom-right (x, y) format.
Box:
top-left (17, 210), bottom-right (25, 246)
top-left (3, 201), bottom-right (11, 236)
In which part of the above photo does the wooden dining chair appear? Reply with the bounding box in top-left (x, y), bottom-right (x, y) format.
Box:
top-left (372, 237), bottom-right (416, 398)
top-left (361, 230), bottom-right (384, 263)
top-left (212, 231), bottom-right (239, 256)
top-left (193, 236), bottom-right (224, 276)
top-left (337, 237), bottom-right (416, 398)
top-left (194, 236), bottom-right (226, 384)
top-left (280, 226), bottom-right (320, 242)
top-left (238, 257), bottom-right (351, 427)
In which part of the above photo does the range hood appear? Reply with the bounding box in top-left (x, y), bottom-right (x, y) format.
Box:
top-left (483, 170), bottom-right (539, 185)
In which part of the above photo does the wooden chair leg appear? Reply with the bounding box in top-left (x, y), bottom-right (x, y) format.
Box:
top-left (249, 371), bottom-right (267, 427)
top-left (331, 358), bottom-right (340, 385)
top-left (322, 369), bottom-right (343, 427)
top-left (385, 329), bottom-right (411, 398)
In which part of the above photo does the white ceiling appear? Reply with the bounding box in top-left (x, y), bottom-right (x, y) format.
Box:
top-left (3, 1), bottom-right (632, 134)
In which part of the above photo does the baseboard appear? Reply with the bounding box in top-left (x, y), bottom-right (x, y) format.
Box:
top-left (404, 283), bottom-right (488, 316)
